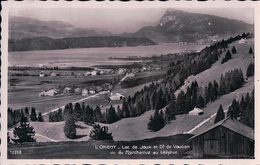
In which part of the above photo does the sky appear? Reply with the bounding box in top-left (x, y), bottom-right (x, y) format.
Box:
top-left (9, 8), bottom-right (254, 34)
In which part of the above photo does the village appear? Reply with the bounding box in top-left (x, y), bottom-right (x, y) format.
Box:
top-left (6, 5), bottom-right (255, 160)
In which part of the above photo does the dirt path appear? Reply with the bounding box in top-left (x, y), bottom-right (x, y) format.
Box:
top-left (34, 133), bottom-right (58, 142)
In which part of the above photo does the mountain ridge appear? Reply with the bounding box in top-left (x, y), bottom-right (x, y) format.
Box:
top-left (9, 16), bottom-right (113, 40)
top-left (130, 9), bottom-right (253, 43)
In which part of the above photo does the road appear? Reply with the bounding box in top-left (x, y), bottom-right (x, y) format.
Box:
top-left (186, 107), bottom-right (229, 134)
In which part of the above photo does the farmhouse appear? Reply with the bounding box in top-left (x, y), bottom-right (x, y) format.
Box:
top-left (84, 71), bottom-right (91, 76)
top-left (50, 72), bottom-right (57, 77)
top-left (63, 87), bottom-right (71, 94)
top-left (96, 86), bottom-right (103, 93)
top-left (91, 70), bottom-right (97, 76)
top-left (187, 118), bottom-right (254, 158)
top-left (102, 83), bottom-right (113, 91)
top-left (109, 92), bottom-right (125, 101)
top-left (239, 38), bottom-right (247, 44)
top-left (89, 88), bottom-right (96, 94)
top-left (82, 89), bottom-right (89, 96)
top-left (118, 68), bottom-right (126, 74)
top-left (38, 89), bottom-right (59, 97)
top-left (189, 107), bottom-right (203, 115)
top-left (74, 88), bottom-right (82, 95)
top-left (39, 71), bottom-right (45, 77)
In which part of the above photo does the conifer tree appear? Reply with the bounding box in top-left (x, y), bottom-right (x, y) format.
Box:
top-left (231, 46), bottom-right (237, 54)
top-left (37, 112), bottom-right (44, 122)
top-left (24, 107), bottom-right (29, 118)
top-left (122, 99), bottom-right (130, 118)
top-left (176, 90), bottom-right (186, 114)
top-left (30, 107), bottom-right (37, 121)
top-left (196, 95), bottom-right (205, 108)
top-left (227, 99), bottom-right (240, 119)
top-left (248, 47), bottom-right (253, 54)
top-left (246, 63), bottom-right (254, 77)
top-left (214, 104), bottom-right (225, 123)
top-left (94, 105), bottom-right (102, 122)
top-left (64, 115), bottom-right (76, 139)
top-left (89, 124), bottom-right (113, 141)
top-left (106, 105), bottom-right (119, 124)
top-left (221, 50), bottom-right (232, 64)
top-left (147, 109), bottom-right (165, 132)
top-left (12, 116), bottom-right (36, 143)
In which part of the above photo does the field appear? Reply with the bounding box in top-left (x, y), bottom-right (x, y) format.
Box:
top-left (8, 72), bottom-right (122, 113)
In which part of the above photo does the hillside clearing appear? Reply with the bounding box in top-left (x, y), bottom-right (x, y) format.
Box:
top-left (175, 39), bottom-right (254, 96)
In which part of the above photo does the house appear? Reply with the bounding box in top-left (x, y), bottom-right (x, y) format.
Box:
top-left (38, 89), bottom-right (59, 97)
top-left (39, 71), bottom-right (45, 77)
top-left (239, 38), bottom-right (247, 44)
top-left (89, 88), bottom-right (96, 94)
top-left (99, 70), bottom-right (104, 75)
top-left (109, 92), bottom-right (125, 101)
top-left (50, 72), bottom-right (57, 77)
top-left (187, 118), bottom-right (254, 158)
top-left (74, 88), bottom-right (82, 95)
top-left (82, 89), bottom-right (89, 96)
top-left (84, 71), bottom-right (91, 76)
top-left (118, 68), bottom-right (125, 74)
top-left (95, 86), bottom-right (103, 93)
top-left (63, 87), bottom-right (71, 94)
top-left (104, 83), bottom-right (113, 90)
top-left (91, 70), bottom-right (97, 76)
top-left (189, 107), bottom-right (204, 115)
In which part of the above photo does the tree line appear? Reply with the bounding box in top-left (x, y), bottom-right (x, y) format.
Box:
top-left (48, 103), bottom-right (122, 124)
top-left (8, 107), bottom-right (43, 127)
top-left (120, 33), bottom-right (251, 124)
top-left (148, 66), bottom-right (248, 132)
top-left (214, 90), bottom-right (254, 128)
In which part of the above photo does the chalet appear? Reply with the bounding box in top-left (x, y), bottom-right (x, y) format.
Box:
top-left (50, 72), bottom-right (57, 77)
top-left (91, 70), bottom-right (97, 76)
top-left (63, 87), bottom-right (71, 94)
top-left (82, 89), bottom-right (89, 96)
top-left (38, 89), bottom-right (59, 97)
top-left (74, 88), bottom-right (82, 95)
top-left (102, 83), bottom-right (113, 91)
top-left (239, 38), bottom-right (247, 44)
top-left (118, 68), bottom-right (125, 74)
top-left (96, 86), bottom-right (103, 93)
top-left (189, 107), bottom-right (203, 115)
top-left (39, 71), bottom-right (45, 77)
top-left (89, 88), bottom-right (96, 94)
top-left (84, 71), bottom-right (91, 76)
top-left (109, 92), bottom-right (125, 101)
top-left (187, 118), bottom-right (254, 158)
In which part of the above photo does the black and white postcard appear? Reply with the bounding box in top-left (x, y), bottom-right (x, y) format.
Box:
top-left (1, 1), bottom-right (260, 165)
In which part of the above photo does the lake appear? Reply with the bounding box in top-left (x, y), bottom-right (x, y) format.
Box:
top-left (9, 43), bottom-right (207, 67)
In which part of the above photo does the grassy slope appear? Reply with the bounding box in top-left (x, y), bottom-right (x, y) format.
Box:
top-left (9, 39), bottom-right (254, 143)
top-left (9, 121), bottom-right (92, 142)
top-left (106, 39), bottom-right (254, 141)
top-left (175, 39), bottom-right (254, 95)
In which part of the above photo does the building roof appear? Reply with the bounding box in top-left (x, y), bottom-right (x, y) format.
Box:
top-left (109, 93), bottom-right (125, 100)
top-left (188, 117), bottom-right (254, 141)
top-left (189, 107), bottom-right (203, 114)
